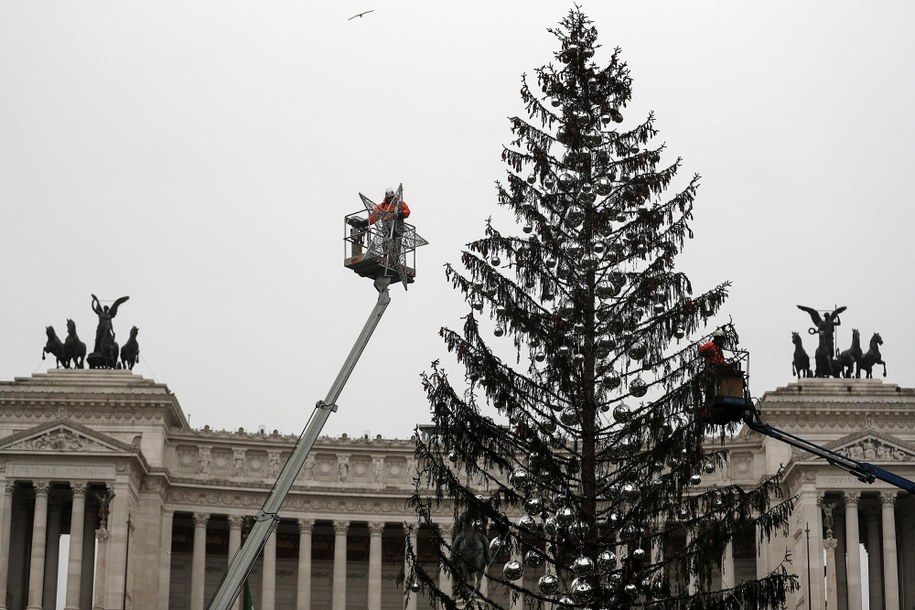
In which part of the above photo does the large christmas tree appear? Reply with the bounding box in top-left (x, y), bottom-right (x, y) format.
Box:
top-left (407, 9), bottom-right (797, 610)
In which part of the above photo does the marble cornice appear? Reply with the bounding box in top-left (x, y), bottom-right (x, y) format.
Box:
top-left (168, 427), bottom-right (416, 448)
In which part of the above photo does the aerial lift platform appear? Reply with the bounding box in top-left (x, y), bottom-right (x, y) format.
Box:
top-left (206, 186), bottom-right (426, 610)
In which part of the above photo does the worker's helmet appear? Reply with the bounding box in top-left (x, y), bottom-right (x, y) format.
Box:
top-left (385, 187), bottom-right (395, 198)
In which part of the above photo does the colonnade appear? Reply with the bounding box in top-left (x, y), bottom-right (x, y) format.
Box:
top-left (0, 479), bottom-right (123, 610)
top-left (167, 512), bottom-right (432, 610)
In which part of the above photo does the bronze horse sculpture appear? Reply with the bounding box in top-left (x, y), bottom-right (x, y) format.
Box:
top-left (858, 332), bottom-right (886, 378)
top-left (42, 326), bottom-right (65, 368)
top-left (63, 319), bottom-right (86, 369)
top-left (836, 328), bottom-right (862, 379)
top-left (120, 326), bottom-right (140, 371)
top-left (791, 332), bottom-right (811, 378)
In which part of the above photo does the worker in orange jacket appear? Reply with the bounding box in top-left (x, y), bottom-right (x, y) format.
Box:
top-left (369, 187), bottom-right (410, 224)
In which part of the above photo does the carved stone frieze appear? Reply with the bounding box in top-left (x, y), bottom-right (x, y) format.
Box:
top-left (836, 437), bottom-right (913, 462)
top-left (6, 428), bottom-right (107, 452)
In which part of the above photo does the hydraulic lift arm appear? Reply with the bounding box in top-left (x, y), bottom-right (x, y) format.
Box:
top-left (743, 413), bottom-right (915, 495)
top-left (207, 276), bottom-right (394, 610)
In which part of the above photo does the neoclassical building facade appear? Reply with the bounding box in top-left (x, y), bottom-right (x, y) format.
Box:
top-left (0, 369), bottom-right (914, 610)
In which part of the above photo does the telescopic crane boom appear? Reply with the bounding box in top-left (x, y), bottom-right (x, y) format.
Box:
top-left (206, 276), bottom-right (394, 610)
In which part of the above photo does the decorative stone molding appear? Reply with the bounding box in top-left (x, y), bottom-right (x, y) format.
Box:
top-left (228, 515), bottom-right (244, 529)
top-left (837, 438), bottom-right (912, 462)
top-left (843, 491), bottom-right (862, 506)
top-left (368, 521), bottom-right (385, 536)
top-left (7, 428), bottom-right (105, 452)
top-left (34, 481), bottom-right (50, 495)
top-left (298, 519), bottom-right (315, 533)
top-left (193, 512), bottom-right (210, 527)
top-left (71, 481), bottom-right (88, 496)
top-left (233, 448), bottom-right (246, 477)
top-left (880, 491), bottom-right (899, 505)
top-left (333, 520), bottom-right (349, 534)
top-left (268, 451), bottom-right (281, 477)
top-left (337, 454), bottom-right (350, 483)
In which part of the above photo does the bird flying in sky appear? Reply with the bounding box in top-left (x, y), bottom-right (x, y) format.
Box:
top-left (347, 9), bottom-right (375, 20)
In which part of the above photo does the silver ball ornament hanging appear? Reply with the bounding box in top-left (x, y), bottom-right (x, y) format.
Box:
top-left (503, 560), bottom-right (524, 581)
top-left (572, 555), bottom-right (594, 576)
top-left (571, 578), bottom-right (594, 603)
top-left (538, 574), bottom-right (559, 595)
top-left (524, 549), bottom-right (545, 568)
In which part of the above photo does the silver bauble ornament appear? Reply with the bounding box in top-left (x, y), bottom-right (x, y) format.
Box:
top-left (592, 240), bottom-right (606, 255)
top-left (621, 482), bottom-right (638, 501)
top-left (674, 326), bottom-right (686, 339)
top-left (524, 549), bottom-right (545, 568)
top-left (556, 506), bottom-right (576, 525)
top-left (538, 574), bottom-right (559, 595)
top-left (572, 555), bottom-right (594, 576)
top-left (595, 176), bottom-right (612, 196)
top-left (612, 403), bottom-right (632, 422)
top-left (558, 596), bottom-right (576, 608)
top-left (526, 174), bottom-right (537, 184)
top-left (409, 581), bottom-right (421, 593)
top-left (490, 256), bottom-right (501, 266)
top-left (630, 376), bottom-right (648, 398)
top-left (447, 451), bottom-right (458, 463)
top-left (601, 375), bottom-right (621, 390)
top-left (623, 583), bottom-right (637, 596)
top-left (522, 224), bottom-right (533, 234)
top-left (571, 578), bottom-right (594, 603)
top-left (703, 462), bottom-right (716, 474)
top-left (631, 547), bottom-right (646, 562)
top-left (558, 173), bottom-right (576, 191)
top-left (689, 474), bottom-right (702, 486)
top-left (543, 175), bottom-right (556, 190)
top-left (543, 515), bottom-right (558, 536)
top-left (471, 519), bottom-right (484, 531)
top-left (565, 205), bottom-right (585, 227)
top-left (577, 191), bottom-right (596, 205)
top-left (503, 560), bottom-right (524, 581)
top-left (489, 536), bottom-right (508, 558)
top-left (516, 514), bottom-right (537, 532)
top-left (494, 325), bottom-right (505, 337)
top-left (597, 550), bottom-right (617, 572)
top-left (510, 468), bottom-right (531, 490)
top-left (523, 496), bottom-right (543, 515)
top-left (535, 351), bottom-right (546, 362)
top-left (628, 343), bottom-right (646, 360)
top-left (559, 406), bottom-right (578, 426)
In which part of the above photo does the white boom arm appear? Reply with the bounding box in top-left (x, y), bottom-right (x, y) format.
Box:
top-left (207, 276), bottom-right (393, 610)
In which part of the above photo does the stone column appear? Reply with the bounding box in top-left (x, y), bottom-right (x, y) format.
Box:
top-left (835, 509), bottom-right (849, 610)
top-left (64, 482), bottom-right (87, 610)
top-left (297, 519), bottom-right (314, 610)
top-left (438, 523), bottom-right (453, 599)
top-left (227, 516), bottom-right (243, 610)
top-left (404, 524), bottom-right (418, 610)
top-left (43, 497), bottom-right (63, 607)
top-left (368, 522), bottom-right (385, 610)
top-left (261, 525), bottom-right (277, 610)
top-left (685, 530), bottom-right (698, 594)
top-left (332, 520), bottom-right (349, 610)
top-left (92, 527), bottom-right (110, 610)
top-left (191, 512), bottom-right (210, 610)
top-left (721, 542), bottom-right (735, 588)
top-left (882, 492), bottom-right (900, 610)
top-left (0, 483), bottom-right (14, 610)
top-left (824, 537), bottom-right (839, 610)
top-left (104, 483), bottom-right (130, 610)
top-left (159, 509), bottom-right (175, 610)
top-left (26, 481), bottom-right (49, 610)
top-left (865, 503), bottom-right (883, 610)
top-left (845, 492), bottom-right (863, 610)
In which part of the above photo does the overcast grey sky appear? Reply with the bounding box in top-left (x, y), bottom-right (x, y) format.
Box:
top-left (2, 1), bottom-right (914, 439)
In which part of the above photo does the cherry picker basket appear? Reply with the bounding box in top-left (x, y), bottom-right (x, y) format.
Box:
top-left (699, 350), bottom-right (754, 426)
top-left (343, 210), bottom-right (426, 285)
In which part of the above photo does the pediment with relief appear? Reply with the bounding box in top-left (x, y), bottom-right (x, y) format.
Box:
top-left (826, 432), bottom-right (915, 463)
top-left (0, 420), bottom-right (136, 454)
